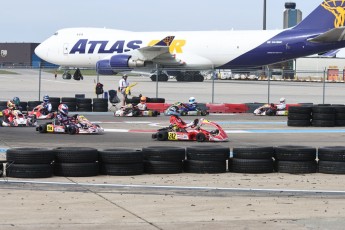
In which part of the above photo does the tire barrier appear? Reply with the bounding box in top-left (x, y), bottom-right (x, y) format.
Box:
top-left (99, 148), bottom-right (144, 176)
top-left (76, 98), bottom-right (92, 112)
top-left (287, 106), bottom-right (312, 127)
top-left (230, 146), bottom-right (274, 173)
top-left (184, 145), bottom-right (229, 173)
top-left (6, 148), bottom-right (54, 178)
top-left (92, 98), bottom-right (108, 112)
top-left (61, 97), bottom-right (77, 112)
top-left (274, 146), bottom-right (317, 174)
top-left (142, 146), bottom-right (185, 174)
top-left (5, 145), bottom-right (345, 178)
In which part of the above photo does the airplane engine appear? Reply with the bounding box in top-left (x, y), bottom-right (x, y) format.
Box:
top-left (96, 60), bottom-right (117, 75)
top-left (109, 54), bottom-right (145, 69)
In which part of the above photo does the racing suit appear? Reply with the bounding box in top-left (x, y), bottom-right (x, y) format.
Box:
top-left (185, 102), bottom-right (197, 111)
top-left (136, 102), bottom-right (147, 111)
top-left (39, 102), bottom-right (52, 115)
top-left (276, 102), bottom-right (286, 111)
top-left (56, 113), bottom-right (73, 126)
top-left (2, 108), bottom-right (15, 123)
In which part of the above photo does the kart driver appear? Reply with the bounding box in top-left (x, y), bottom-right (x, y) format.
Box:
top-left (2, 100), bottom-right (16, 123)
top-left (277, 97), bottom-right (286, 111)
top-left (56, 104), bottom-right (73, 126)
top-left (136, 96), bottom-right (147, 111)
top-left (12, 97), bottom-right (22, 111)
top-left (169, 106), bottom-right (197, 132)
top-left (185, 96), bottom-right (197, 110)
top-left (35, 95), bottom-right (52, 115)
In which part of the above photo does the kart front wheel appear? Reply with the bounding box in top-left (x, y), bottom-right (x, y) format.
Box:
top-left (68, 126), bottom-right (77, 135)
top-left (38, 124), bottom-right (47, 133)
top-left (157, 131), bottom-right (168, 141)
top-left (196, 133), bottom-right (206, 142)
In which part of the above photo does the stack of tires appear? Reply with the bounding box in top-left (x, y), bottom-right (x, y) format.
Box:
top-left (274, 146), bottom-right (317, 174)
top-left (0, 162), bottom-right (3, 177)
top-left (126, 97), bottom-right (165, 104)
top-left (27, 101), bottom-right (42, 112)
top-left (61, 97), bottom-right (77, 111)
top-left (287, 106), bottom-right (312, 127)
top-left (333, 105), bottom-right (345, 127)
top-left (53, 147), bottom-right (99, 177)
top-left (184, 146), bottom-right (229, 173)
top-left (6, 148), bottom-right (54, 178)
top-left (318, 146), bottom-right (345, 174)
top-left (142, 146), bottom-right (185, 174)
top-left (0, 101), bottom-right (7, 113)
top-left (230, 147), bottom-right (274, 173)
top-left (76, 98), bottom-right (93, 112)
top-left (49, 97), bottom-right (61, 111)
top-left (93, 98), bottom-right (108, 112)
top-left (99, 148), bottom-right (144, 176)
top-left (312, 106), bottom-right (336, 127)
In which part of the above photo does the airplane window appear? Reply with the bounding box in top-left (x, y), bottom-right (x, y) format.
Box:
top-left (54, 32), bottom-right (58, 36)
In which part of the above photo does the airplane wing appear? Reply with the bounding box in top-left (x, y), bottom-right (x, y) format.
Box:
top-left (122, 36), bottom-right (185, 66)
top-left (308, 27), bottom-right (345, 43)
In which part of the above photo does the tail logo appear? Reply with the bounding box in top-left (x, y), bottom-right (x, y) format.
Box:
top-left (322, 0), bottom-right (345, 28)
top-left (163, 36), bottom-right (175, 46)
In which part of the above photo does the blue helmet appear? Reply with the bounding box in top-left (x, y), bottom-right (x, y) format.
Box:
top-left (43, 95), bottom-right (49, 103)
top-left (168, 106), bottom-right (180, 116)
top-left (12, 97), bottom-right (20, 106)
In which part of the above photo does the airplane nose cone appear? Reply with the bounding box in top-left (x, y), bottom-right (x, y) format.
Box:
top-left (35, 43), bottom-right (47, 60)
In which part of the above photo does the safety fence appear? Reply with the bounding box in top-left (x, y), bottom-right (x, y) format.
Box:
top-left (1, 146), bottom-right (345, 178)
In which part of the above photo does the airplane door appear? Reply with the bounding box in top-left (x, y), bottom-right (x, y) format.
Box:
top-left (63, 43), bottom-right (69, 55)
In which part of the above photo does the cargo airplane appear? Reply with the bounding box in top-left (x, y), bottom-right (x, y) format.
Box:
top-left (35, 0), bottom-right (345, 82)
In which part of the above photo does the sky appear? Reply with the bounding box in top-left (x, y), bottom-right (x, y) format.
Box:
top-left (0, 0), bottom-right (322, 43)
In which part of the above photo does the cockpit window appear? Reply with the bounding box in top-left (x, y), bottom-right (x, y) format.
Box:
top-left (54, 32), bottom-right (58, 36)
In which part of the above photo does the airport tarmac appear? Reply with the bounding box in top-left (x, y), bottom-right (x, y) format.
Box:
top-left (1, 71), bottom-right (345, 229)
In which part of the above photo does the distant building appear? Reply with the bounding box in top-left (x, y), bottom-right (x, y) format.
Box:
top-left (283, 2), bottom-right (302, 28)
top-left (0, 43), bottom-right (56, 68)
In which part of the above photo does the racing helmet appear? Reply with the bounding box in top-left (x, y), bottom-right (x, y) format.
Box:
top-left (169, 105), bottom-right (180, 116)
top-left (123, 74), bottom-right (128, 79)
top-left (189, 97), bottom-right (196, 104)
top-left (43, 95), bottom-right (50, 103)
top-left (12, 97), bottom-right (20, 106)
top-left (140, 96), bottom-right (147, 103)
top-left (7, 100), bottom-right (15, 109)
top-left (58, 104), bottom-right (68, 115)
top-left (279, 97), bottom-right (286, 103)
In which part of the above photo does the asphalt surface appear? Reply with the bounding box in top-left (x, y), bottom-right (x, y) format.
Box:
top-left (1, 70), bottom-right (345, 229)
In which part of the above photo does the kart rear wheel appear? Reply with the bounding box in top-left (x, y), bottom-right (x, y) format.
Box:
top-left (181, 111), bottom-right (187, 116)
top-left (68, 126), bottom-right (77, 135)
top-left (201, 111), bottom-right (208, 116)
top-left (196, 133), bottom-right (206, 142)
top-left (157, 131), bottom-right (168, 141)
top-left (39, 124), bottom-right (47, 133)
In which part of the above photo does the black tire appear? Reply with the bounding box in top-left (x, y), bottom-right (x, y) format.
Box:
top-left (318, 146), bottom-right (345, 161)
top-left (144, 160), bottom-right (183, 174)
top-left (196, 133), bottom-right (206, 142)
top-left (0, 101), bottom-right (7, 106)
top-left (61, 97), bottom-right (76, 103)
top-left (156, 131), bottom-right (168, 141)
top-left (149, 98), bottom-right (165, 103)
top-left (53, 147), bottom-right (99, 163)
top-left (335, 113), bottom-right (345, 120)
top-left (186, 145), bottom-right (229, 161)
top-left (275, 160), bottom-right (317, 174)
top-left (318, 161), bottom-right (345, 174)
top-left (49, 97), bottom-right (61, 103)
top-left (142, 146), bottom-right (185, 162)
top-left (68, 125), bottom-right (77, 135)
top-left (38, 124), bottom-right (47, 133)
top-left (6, 148), bottom-right (54, 164)
top-left (92, 105), bottom-right (108, 112)
top-left (183, 160), bottom-right (227, 173)
top-left (312, 106), bottom-right (335, 114)
top-left (232, 146), bottom-right (274, 159)
top-left (76, 98), bottom-right (92, 104)
top-left (98, 148), bottom-right (143, 163)
top-left (312, 113), bottom-right (335, 120)
top-left (0, 163), bottom-right (3, 177)
top-left (54, 162), bottom-right (99, 177)
top-left (274, 146), bottom-right (316, 161)
top-left (100, 163), bottom-right (144, 176)
top-left (335, 120), bottom-right (345, 127)
top-left (288, 106), bottom-right (312, 114)
top-left (6, 164), bottom-right (53, 178)
top-left (288, 113), bottom-right (311, 120)
top-left (63, 102), bottom-right (77, 111)
top-left (287, 119), bottom-right (311, 127)
top-left (229, 158), bottom-right (274, 173)
top-left (312, 120), bottom-right (335, 127)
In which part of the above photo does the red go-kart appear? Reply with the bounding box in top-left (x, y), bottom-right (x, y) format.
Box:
top-left (152, 118), bottom-right (228, 142)
top-left (28, 105), bottom-right (57, 120)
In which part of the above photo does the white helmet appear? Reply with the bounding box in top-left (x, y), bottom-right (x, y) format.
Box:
top-left (189, 97), bottom-right (196, 104)
top-left (280, 97), bottom-right (286, 103)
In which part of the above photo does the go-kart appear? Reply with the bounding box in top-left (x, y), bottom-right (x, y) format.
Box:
top-left (28, 105), bottom-right (57, 119)
top-left (0, 110), bottom-right (37, 127)
top-left (164, 102), bottom-right (209, 116)
top-left (152, 118), bottom-right (228, 142)
top-left (114, 104), bottom-right (159, 117)
top-left (36, 115), bottom-right (104, 134)
top-left (253, 104), bottom-right (288, 116)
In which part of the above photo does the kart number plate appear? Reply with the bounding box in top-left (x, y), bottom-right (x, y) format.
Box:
top-left (168, 132), bottom-right (178, 140)
top-left (47, 124), bottom-right (54, 132)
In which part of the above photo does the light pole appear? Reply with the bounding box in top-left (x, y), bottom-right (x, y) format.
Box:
top-left (263, 0), bottom-right (267, 30)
